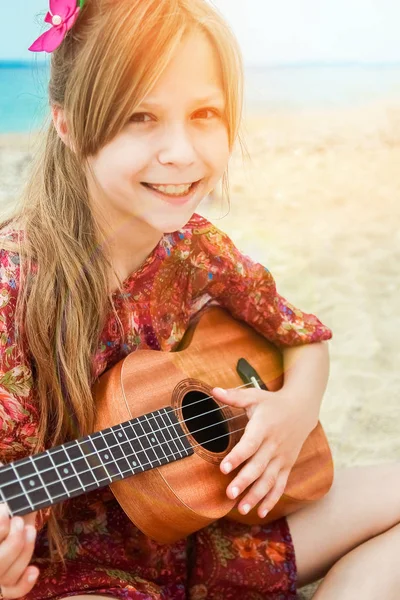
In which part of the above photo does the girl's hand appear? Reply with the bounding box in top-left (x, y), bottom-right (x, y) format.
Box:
top-left (0, 462), bottom-right (39, 599)
top-left (212, 386), bottom-right (314, 519)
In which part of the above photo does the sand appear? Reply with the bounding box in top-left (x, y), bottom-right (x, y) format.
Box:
top-left (1, 101), bottom-right (400, 598)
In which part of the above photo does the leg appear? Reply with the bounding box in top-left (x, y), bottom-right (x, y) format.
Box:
top-left (312, 521), bottom-right (400, 599)
top-left (286, 462), bottom-right (400, 588)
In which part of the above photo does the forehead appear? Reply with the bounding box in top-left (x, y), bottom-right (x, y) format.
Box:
top-left (141, 30), bottom-right (224, 106)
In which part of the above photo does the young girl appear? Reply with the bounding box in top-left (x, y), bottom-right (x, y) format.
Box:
top-left (0, 0), bottom-right (400, 599)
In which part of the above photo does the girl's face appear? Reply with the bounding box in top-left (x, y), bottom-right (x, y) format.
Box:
top-left (87, 30), bottom-right (230, 235)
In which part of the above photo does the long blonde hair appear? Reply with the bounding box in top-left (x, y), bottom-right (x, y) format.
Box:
top-left (0, 0), bottom-right (247, 565)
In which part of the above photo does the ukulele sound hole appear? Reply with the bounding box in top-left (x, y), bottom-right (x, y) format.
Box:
top-left (181, 391), bottom-right (229, 453)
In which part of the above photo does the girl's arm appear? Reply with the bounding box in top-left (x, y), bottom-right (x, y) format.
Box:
top-left (281, 340), bottom-right (330, 433)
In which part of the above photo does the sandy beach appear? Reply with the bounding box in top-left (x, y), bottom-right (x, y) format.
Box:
top-left (1, 101), bottom-right (400, 597)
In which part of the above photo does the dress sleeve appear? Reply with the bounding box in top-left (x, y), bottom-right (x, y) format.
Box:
top-left (0, 248), bottom-right (51, 532)
top-left (189, 220), bottom-right (332, 347)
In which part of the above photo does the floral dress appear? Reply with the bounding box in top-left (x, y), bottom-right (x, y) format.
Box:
top-left (0, 213), bottom-right (332, 600)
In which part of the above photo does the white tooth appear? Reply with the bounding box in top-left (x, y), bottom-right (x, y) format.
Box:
top-left (152, 183), bottom-right (191, 194)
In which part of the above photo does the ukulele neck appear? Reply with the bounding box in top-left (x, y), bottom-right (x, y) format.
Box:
top-left (0, 406), bottom-right (193, 517)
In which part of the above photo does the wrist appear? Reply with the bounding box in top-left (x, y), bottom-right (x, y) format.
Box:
top-left (280, 384), bottom-right (321, 433)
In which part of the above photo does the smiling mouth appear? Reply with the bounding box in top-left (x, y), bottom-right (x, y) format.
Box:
top-left (140, 179), bottom-right (202, 197)
top-left (141, 179), bottom-right (201, 188)
top-left (140, 179), bottom-right (202, 203)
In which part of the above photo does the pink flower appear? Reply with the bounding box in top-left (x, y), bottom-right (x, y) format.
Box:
top-left (28, 0), bottom-right (81, 53)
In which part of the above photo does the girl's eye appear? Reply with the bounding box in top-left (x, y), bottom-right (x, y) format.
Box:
top-left (129, 108), bottom-right (220, 124)
top-left (194, 108), bottom-right (220, 120)
top-left (129, 113), bottom-right (152, 123)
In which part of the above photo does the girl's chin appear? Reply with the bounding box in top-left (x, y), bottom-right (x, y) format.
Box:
top-left (133, 207), bottom-right (196, 235)
top-left (159, 212), bottom-right (197, 233)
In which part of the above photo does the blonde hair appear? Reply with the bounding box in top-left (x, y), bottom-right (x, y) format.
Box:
top-left (0, 0), bottom-right (247, 566)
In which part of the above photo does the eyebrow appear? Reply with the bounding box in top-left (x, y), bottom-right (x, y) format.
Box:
top-left (139, 94), bottom-right (225, 109)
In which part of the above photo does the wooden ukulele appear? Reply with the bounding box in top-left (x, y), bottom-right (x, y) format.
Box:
top-left (0, 307), bottom-right (333, 543)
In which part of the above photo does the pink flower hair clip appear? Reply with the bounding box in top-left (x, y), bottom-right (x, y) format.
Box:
top-left (28, 0), bottom-right (86, 53)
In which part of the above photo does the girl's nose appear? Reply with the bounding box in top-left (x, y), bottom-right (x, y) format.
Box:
top-left (157, 123), bottom-right (197, 167)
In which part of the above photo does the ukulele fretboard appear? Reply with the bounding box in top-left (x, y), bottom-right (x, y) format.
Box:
top-left (0, 406), bottom-right (193, 517)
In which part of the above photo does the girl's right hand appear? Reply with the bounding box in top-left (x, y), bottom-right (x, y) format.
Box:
top-left (0, 462), bottom-right (39, 599)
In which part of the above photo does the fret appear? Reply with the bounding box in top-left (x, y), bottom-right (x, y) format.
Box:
top-left (163, 407), bottom-right (193, 456)
top-left (157, 409), bottom-right (184, 459)
top-left (48, 445), bottom-right (85, 495)
top-left (77, 436), bottom-right (113, 485)
top-left (29, 456), bottom-right (52, 505)
top-left (106, 426), bottom-right (134, 475)
top-left (11, 463), bottom-right (34, 511)
top-left (142, 414), bottom-right (169, 465)
top-left (89, 431), bottom-right (119, 481)
top-left (32, 452), bottom-right (69, 505)
top-left (125, 419), bottom-right (154, 469)
top-left (0, 464), bottom-right (30, 513)
top-left (94, 429), bottom-right (131, 479)
top-left (134, 416), bottom-right (161, 467)
top-left (22, 456), bottom-right (52, 510)
top-left (145, 412), bottom-right (170, 464)
top-left (11, 457), bottom-right (46, 510)
top-left (46, 449), bottom-right (71, 500)
top-left (114, 423), bottom-right (143, 472)
top-left (0, 406), bottom-right (194, 517)
top-left (60, 442), bottom-right (86, 492)
top-left (62, 439), bottom-right (97, 489)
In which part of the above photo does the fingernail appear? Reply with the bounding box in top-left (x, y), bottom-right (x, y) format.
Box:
top-left (26, 526), bottom-right (36, 542)
top-left (230, 486), bottom-right (239, 499)
top-left (222, 461), bottom-right (232, 474)
top-left (213, 387), bottom-right (227, 396)
top-left (28, 570), bottom-right (38, 583)
top-left (12, 517), bottom-right (24, 532)
top-left (241, 504), bottom-right (251, 514)
top-left (260, 509), bottom-right (268, 518)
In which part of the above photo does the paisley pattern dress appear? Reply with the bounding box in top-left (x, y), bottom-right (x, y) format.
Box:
top-left (0, 213), bottom-right (332, 600)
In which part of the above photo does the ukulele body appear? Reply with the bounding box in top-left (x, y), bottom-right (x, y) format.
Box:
top-left (92, 307), bottom-right (334, 543)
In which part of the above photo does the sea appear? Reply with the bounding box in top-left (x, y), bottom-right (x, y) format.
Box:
top-left (1, 60), bottom-right (400, 134)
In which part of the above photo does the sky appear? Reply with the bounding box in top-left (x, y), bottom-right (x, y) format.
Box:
top-left (1, 0), bottom-right (400, 64)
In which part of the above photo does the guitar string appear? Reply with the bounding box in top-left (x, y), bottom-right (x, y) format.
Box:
top-left (0, 378), bottom-right (263, 478)
top-left (6, 376), bottom-right (265, 470)
top-left (1, 420), bottom-right (249, 512)
top-left (0, 379), bottom-right (270, 508)
top-left (0, 377), bottom-right (259, 486)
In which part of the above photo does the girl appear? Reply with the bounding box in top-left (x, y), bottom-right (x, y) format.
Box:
top-left (0, 0), bottom-right (399, 599)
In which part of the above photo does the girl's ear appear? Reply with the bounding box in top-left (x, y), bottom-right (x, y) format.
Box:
top-left (51, 104), bottom-right (74, 151)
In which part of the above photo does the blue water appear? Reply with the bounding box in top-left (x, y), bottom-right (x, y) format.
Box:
top-left (2, 61), bottom-right (400, 134)
top-left (0, 61), bottom-right (50, 134)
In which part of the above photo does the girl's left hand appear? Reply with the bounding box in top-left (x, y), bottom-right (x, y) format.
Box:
top-left (211, 386), bottom-right (315, 519)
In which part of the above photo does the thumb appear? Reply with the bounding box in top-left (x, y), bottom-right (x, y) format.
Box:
top-left (212, 386), bottom-right (259, 408)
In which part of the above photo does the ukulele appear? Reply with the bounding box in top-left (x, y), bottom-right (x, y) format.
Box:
top-left (0, 307), bottom-right (333, 543)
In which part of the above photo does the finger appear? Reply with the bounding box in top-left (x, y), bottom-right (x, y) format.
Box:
top-left (221, 420), bottom-right (270, 474)
top-left (236, 459), bottom-right (281, 515)
top-left (0, 503), bottom-right (11, 543)
top-left (1, 564), bottom-right (39, 599)
top-left (257, 469), bottom-right (289, 518)
top-left (212, 386), bottom-right (260, 408)
top-left (0, 516), bottom-right (27, 581)
top-left (226, 443), bottom-right (275, 500)
top-left (1, 524), bottom-right (37, 588)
